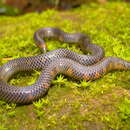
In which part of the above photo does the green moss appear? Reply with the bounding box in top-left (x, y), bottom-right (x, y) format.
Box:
top-left (0, 2), bottom-right (130, 129)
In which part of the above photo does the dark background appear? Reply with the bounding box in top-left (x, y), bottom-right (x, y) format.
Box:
top-left (0, 0), bottom-right (130, 15)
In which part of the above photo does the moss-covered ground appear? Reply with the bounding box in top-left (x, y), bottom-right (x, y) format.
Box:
top-left (0, 2), bottom-right (130, 130)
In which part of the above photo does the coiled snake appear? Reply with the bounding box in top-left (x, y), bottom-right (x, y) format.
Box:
top-left (0, 27), bottom-right (130, 104)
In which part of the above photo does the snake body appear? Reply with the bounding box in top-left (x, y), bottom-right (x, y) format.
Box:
top-left (0, 27), bottom-right (130, 104)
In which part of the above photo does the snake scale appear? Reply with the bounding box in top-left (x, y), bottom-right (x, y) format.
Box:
top-left (0, 27), bottom-right (130, 104)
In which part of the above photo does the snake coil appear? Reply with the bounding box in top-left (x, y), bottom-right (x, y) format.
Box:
top-left (0, 27), bottom-right (130, 104)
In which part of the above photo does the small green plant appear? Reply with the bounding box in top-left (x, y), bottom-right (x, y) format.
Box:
top-left (33, 98), bottom-right (50, 118)
top-left (117, 98), bottom-right (130, 121)
top-left (78, 80), bottom-right (92, 89)
top-left (33, 98), bottom-right (50, 109)
top-left (0, 100), bottom-right (6, 106)
top-left (0, 103), bottom-right (16, 118)
top-left (5, 104), bottom-right (16, 117)
top-left (5, 103), bottom-right (16, 110)
top-left (52, 75), bottom-right (67, 86)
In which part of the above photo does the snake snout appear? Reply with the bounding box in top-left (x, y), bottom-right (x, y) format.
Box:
top-left (125, 61), bottom-right (130, 70)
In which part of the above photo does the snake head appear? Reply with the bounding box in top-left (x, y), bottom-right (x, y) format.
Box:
top-left (124, 61), bottom-right (130, 70)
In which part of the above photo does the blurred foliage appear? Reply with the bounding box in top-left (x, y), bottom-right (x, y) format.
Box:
top-left (0, 0), bottom-right (127, 16)
top-left (0, 4), bottom-right (21, 15)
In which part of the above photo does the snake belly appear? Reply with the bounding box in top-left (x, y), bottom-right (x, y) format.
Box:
top-left (0, 27), bottom-right (130, 104)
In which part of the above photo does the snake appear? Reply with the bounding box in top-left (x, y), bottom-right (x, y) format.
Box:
top-left (0, 27), bottom-right (130, 104)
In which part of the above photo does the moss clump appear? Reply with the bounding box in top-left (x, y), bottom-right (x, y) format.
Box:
top-left (0, 2), bottom-right (130, 129)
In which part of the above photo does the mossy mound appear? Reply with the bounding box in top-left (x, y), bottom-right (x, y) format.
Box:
top-left (0, 2), bottom-right (130, 130)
